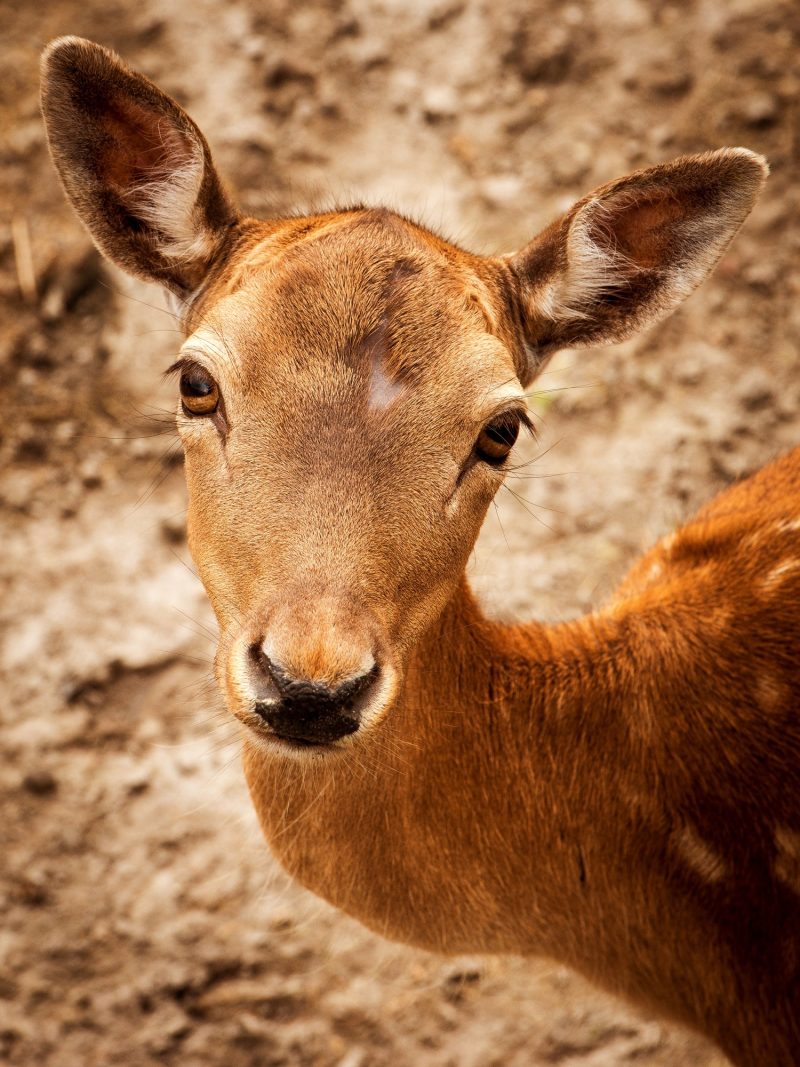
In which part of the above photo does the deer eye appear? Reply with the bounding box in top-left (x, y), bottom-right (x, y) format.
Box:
top-left (475, 412), bottom-right (521, 465)
top-left (180, 367), bottom-right (219, 416)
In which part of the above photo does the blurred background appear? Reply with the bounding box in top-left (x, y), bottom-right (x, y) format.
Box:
top-left (1, 1), bottom-right (798, 1064)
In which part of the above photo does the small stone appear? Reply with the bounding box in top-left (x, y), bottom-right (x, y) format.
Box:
top-left (196, 978), bottom-right (306, 1020)
top-left (443, 959), bottom-right (483, 986)
top-left (337, 1050), bottom-right (367, 1067)
top-left (480, 174), bottom-right (524, 208)
top-left (550, 141), bottom-right (593, 185)
top-left (161, 515), bottom-right (186, 544)
top-left (647, 65), bottom-right (693, 98)
top-left (40, 285), bottom-right (65, 323)
top-left (134, 16), bottom-right (166, 46)
top-left (541, 1010), bottom-right (633, 1059)
top-left (124, 769), bottom-right (150, 797)
top-left (739, 92), bottom-right (779, 128)
top-left (736, 369), bottom-right (775, 412)
top-left (22, 769), bottom-right (58, 796)
top-left (347, 39), bottom-right (389, 72)
top-left (507, 24), bottom-right (572, 85)
top-left (442, 965), bottom-right (482, 1002)
top-left (53, 420), bottom-right (78, 444)
top-left (639, 364), bottom-right (665, 397)
top-left (0, 469), bottom-right (39, 512)
top-left (649, 124), bottom-right (675, 149)
top-left (268, 909), bottom-right (294, 932)
top-left (141, 1003), bottom-right (192, 1053)
top-left (675, 357), bottom-right (706, 387)
top-left (333, 15), bottom-right (361, 39)
top-left (79, 457), bottom-right (104, 490)
top-left (427, 1), bottom-right (464, 30)
top-left (13, 872), bottom-right (50, 907)
top-left (242, 36), bottom-right (267, 61)
top-left (422, 85), bottom-right (458, 123)
top-left (744, 261), bottom-right (780, 292)
top-left (236, 1011), bottom-right (272, 1040)
top-left (23, 333), bottom-right (49, 367)
top-left (576, 511), bottom-right (605, 534)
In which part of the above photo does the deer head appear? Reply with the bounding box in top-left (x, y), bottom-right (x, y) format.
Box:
top-left (41, 37), bottom-right (767, 755)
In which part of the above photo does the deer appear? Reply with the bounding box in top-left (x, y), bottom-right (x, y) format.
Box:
top-left (40, 36), bottom-right (800, 1067)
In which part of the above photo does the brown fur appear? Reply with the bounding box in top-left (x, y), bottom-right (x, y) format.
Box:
top-left (41, 38), bottom-right (798, 1067)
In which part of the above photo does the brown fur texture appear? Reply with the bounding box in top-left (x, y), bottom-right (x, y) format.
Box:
top-left (40, 38), bottom-right (797, 1067)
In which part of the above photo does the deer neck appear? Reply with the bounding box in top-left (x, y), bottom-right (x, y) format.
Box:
top-left (246, 580), bottom-right (645, 937)
top-left (242, 576), bottom-right (747, 1018)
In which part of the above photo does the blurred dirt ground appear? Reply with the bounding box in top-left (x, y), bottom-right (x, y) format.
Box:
top-left (1, 1), bottom-right (799, 1064)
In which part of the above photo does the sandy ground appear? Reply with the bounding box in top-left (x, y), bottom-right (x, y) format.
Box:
top-left (2, 1), bottom-right (799, 1064)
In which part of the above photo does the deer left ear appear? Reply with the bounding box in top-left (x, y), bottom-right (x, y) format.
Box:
top-left (504, 148), bottom-right (768, 383)
top-left (41, 36), bottom-right (239, 297)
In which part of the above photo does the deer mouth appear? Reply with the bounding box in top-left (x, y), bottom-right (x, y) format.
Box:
top-left (242, 714), bottom-right (351, 757)
top-left (257, 708), bottom-right (360, 746)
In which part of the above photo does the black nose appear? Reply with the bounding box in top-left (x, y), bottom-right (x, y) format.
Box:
top-left (251, 650), bottom-right (379, 744)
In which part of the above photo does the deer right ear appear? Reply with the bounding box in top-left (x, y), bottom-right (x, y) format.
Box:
top-left (504, 149), bottom-right (768, 384)
top-left (40, 37), bottom-right (239, 297)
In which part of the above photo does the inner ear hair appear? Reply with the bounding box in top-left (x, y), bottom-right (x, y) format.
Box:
top-left (505, 148), bottom-right (768, 379)
top-left (41, 36), bottom-right (239, 295)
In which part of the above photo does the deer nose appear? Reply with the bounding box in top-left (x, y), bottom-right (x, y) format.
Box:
top-left (249, 647), bottom-right (380, 744)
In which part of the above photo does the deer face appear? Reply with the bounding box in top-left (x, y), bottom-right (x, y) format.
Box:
top-left (178, 213), bottom-right (530, 748)
top-left (41, 37), bottom-right (766, 754)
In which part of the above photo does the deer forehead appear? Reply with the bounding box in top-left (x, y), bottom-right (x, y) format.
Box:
top-left (181, 234), bottom-right (524, 428)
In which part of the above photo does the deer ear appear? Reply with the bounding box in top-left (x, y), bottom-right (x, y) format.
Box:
top-left (41, 36), bottom-right (239, 296)
top-left (505, 149), bottom-right (768, 383)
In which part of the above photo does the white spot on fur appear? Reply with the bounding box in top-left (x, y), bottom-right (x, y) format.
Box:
top-left (774, 827), bottom-right (800, 893)
top-left (741, 530), bottom-right (765, 552)
top-left (368, 358), bottom-right (404, 410)
top-left (760, 559), bottom-right (800, 594)
top-left (776, 518), bottom-right (800, 534)
top-left (674, 826), bottom-right (727, 884)
top-left (644, 558), bottom-right (663, 583)
top-left (754, 672), bottom-right (786, 714)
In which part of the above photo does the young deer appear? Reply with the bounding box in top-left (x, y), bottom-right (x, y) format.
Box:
top-left (42, 37), bottom-right (800, 1067)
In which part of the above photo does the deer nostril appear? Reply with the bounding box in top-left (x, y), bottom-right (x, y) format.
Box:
top-left (248, 645), bottom-right (380, 744)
